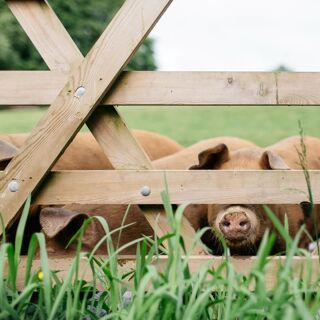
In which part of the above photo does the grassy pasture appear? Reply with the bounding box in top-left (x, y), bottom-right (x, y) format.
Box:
top-left (0, 106), bottom-right (320, 146)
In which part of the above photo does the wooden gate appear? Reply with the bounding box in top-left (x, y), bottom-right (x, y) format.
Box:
top-left (0, 0), bottom-right (319, 288)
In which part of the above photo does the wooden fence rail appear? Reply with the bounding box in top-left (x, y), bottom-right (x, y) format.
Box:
top-left (1, 71), bottom-right (320, 106)
top-left (31, 170), bottom-right (320, 205)
top-left (7, 255), bottom-right (320, 291)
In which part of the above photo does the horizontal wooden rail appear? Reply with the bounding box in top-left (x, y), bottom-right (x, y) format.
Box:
top-left (30, 170), bottom-right (320, 205)
top-left (9, 255), bottom-right (319, 291)
top-left (1, 71), bottom-right (320, 106)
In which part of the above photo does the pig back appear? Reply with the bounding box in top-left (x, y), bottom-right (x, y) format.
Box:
top-left (153, 137), bottom-right (256, 169)
top-left (268, 136), bottom-right (320, 169)
top-left (0, 130), bottom-right (183, 170)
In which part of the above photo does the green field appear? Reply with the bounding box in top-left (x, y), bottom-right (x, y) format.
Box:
top-left (1, 106), bottom-right (319, 146)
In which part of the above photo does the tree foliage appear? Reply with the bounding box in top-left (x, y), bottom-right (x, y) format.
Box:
top-left (0, 0), bottom-right (157, 70)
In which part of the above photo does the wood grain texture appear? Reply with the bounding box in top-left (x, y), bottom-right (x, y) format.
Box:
top-left (0, 71), bottom-right (65, 105)
top-left (277, 72), bottom-right (320, 105)
top-left (107, 71), bottom-right (277, 105)
top-left (33, 170), bottom-right (320, 205)
top-left (4, 71), bottom-right (320, 106)
top-left (7, 0), bottom-right (83, 71)
top-left (87, 107), bottom-right (152, 170)
top-left (87, 107), bottom-right (205, 254)
top-left (8, 255), bottom-right (319, 291)
top-left (0, 0), bottom-right (173, 229)
top-left (0, 71), bottom-right (277, 106)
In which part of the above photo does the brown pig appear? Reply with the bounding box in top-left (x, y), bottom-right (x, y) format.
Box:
top-left (0, 130), bottom-right (182, 254)
top-left (153, 136), bottom-right (255, 170)
top-left (189, 136), bottom-right (320, 255)
top-left (0, 130), bottom-right (183, 170)
top-left (2, 136), bottom-right (254, 256)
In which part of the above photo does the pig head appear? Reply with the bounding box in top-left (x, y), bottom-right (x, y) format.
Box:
top-left (38, 204), bottom-right (154, 256)
top-left (189, 140), bottom-right (319, 255)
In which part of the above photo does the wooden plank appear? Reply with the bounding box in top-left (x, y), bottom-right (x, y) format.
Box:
top-left (33, 170), bottom-right (320, 205)
top-left (4, 71), bottom-right (320, 106)
top-left (87, 107), bottom-right (205, 254)
top-left (9, 255), bottom-right (320, 291)
top-left (7, 0), bottom-right (83, 71)
top-left (277, 72), bottom-right (320, 105)
top-left (87, 107), bottom-right (152, 170)
top-left (0, 0), bottom-right (173, 229)
top-left (0, 71), bottom-right (65, 105)
top-left (107, 71), bottom-right (277, 105)
top-left (0, 71), bottom-right (279, 106)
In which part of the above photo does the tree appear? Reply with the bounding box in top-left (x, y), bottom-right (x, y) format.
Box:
top-left (0, 0), bottom-right (157, 70)
top-left (273, 64), bottom-right (292, 72)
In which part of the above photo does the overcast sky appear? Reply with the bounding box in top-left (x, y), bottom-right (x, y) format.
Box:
top-left (150, 0), bottom-right (320, 71)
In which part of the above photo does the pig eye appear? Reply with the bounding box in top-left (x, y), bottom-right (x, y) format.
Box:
top-left (222, 221), bottom-right (230, 227)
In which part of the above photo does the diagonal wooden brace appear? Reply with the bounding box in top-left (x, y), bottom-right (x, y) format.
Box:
top-left (0, 0), bottom-right (173, 228)
top-left (7, 0), bottom-right (83, 71)
top-left (4, 0), bottom-right (206, 254)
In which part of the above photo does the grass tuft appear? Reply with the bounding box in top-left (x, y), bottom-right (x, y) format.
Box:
top-left (0, 192), bottom-right (319, 319)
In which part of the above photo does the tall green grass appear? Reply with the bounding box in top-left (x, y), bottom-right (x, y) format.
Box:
top-left (0, 191), bottom-right (319, 319)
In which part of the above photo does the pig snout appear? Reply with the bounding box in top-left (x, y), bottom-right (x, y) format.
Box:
top-left (214, 206), bottom-right (259, 247)
top-left (219, 212), bottom-right (251, 239)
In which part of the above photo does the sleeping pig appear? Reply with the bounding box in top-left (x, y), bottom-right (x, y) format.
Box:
top-left (0, 130), bottom-right (183, 170)
top-left (188, 136), bottom-right (320, 255)
top-left (6, 136), bottom-right (255, 256)
top-left (0, 130), bottom-right (183, 254)
top-left (36, 137), bottom-right (255, 256)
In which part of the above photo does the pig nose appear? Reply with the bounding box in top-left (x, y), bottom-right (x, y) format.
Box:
top-left (219, 212), bottom-right (251, 235)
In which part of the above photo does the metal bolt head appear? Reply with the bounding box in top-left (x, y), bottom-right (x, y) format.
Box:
top-left (140, 186), bottom-right (151, 197)
top-left (8, 180), bottom-right (19, 192)
top-left (74, 86), bottom-right (86, 98)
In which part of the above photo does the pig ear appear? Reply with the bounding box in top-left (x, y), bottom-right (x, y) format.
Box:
top-left (189, 144), bottom-right (229, 170)
top-left (0, 140), bottom-right (18, 170)
top-left (260, 150), bottom-right (290, 170)
top-left (39, 207), bottom-right (89, 238)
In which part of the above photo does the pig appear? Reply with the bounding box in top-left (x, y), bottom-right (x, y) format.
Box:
top-left (188, 136), bottom-right (320, 255)
top-left (0, 130), bottom-right (182, 254)
top-left (0, 130), bottom-right (183, 170)
top-left (42, 137), bottom-right (255, 255)
top-left (0, 140), bottom-right (18, 170)
top-left (38, 204), bottom-right (154, 255)
top-left (153, 136), bottom-right (255, 170)
top-left (8, 136), bottom-right (255, 256)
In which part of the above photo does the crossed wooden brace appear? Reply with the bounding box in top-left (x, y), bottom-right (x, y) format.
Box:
top-left (0, 0), bottom-right (206, 254)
